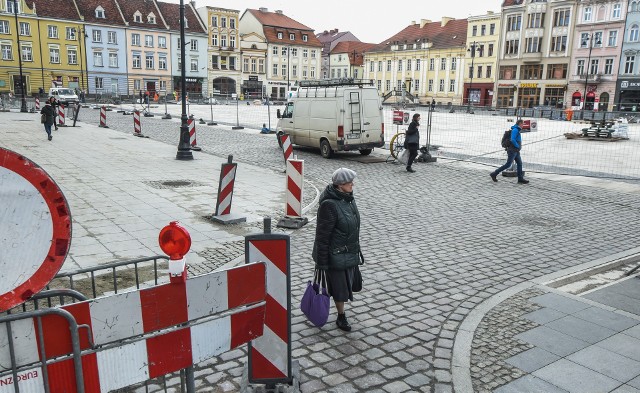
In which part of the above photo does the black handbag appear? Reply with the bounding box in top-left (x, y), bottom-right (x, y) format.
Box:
top-left (352, 250), bottom-right (365, 292)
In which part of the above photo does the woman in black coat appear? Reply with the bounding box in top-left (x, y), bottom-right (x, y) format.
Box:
top-left (404, 113), bottom-right (420, 172)
top-left (40, 99), bottom-right (55, 141)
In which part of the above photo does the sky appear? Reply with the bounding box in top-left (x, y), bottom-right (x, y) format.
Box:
top-left (172, 0), bottom-right (502, 44)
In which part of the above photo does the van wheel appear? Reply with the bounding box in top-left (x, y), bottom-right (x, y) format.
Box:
top-left (359, 149), bottom-right (372, 156)
top-left (320, 140), bottom-right (333, 159)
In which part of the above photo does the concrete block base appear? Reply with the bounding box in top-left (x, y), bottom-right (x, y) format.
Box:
top-left (277, 217), bottom-right (308, 229)
top-left (210, 213), bottom-right (246, 225)
top-left (241, 360), bottom-right (300, 393)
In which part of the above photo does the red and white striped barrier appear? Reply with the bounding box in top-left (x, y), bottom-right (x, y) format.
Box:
top-left (246, 233), bottom-right (293, 385)
top-left (277, 159), bottom-right (308, 229)
top-left (35, 97), bottom-right (40, 110)
top-left (188, 118), bottom-right (201, 151)
top-left (279, 133), bottom-right (293, 163)
top-left (211, 155), bottom-right (245, 224)
top-left (58, 104), bottom-right (65, 126)
top-left (133, 110), bottom-right (143, 137)
top-left (99, 106), bottom-right (108, 128)
top-left (0, 263), bottom-right (267, 393)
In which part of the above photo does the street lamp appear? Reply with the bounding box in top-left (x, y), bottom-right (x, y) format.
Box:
top-left (175, 0), bottom-right (193, 160)
top-left (581, 32), bottom-right (601, 111)
top-left (12, 0), bottom-right (27, 112)
top-left (467, 41), bottom-right (480, 114)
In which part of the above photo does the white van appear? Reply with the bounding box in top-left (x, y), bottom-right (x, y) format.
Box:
top-left (276, 80), bottom-right (385, 158)
top-left (49, 87), bottom-right (79, 105)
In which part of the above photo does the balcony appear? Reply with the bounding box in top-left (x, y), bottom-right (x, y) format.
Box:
top-left (522, 52), bottom-right (542, 63)
top-left (571, 73), bottom-right (604, 83)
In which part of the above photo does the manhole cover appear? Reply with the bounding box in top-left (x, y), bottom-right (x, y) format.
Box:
top-left (144, 180), bottom-right (206, 189)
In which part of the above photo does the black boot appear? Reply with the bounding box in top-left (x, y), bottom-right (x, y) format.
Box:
top-left (336, 313), bottom-right (351, 332)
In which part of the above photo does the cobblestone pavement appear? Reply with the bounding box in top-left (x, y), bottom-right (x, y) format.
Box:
top-left (34, 111), bottom-right (640, 391)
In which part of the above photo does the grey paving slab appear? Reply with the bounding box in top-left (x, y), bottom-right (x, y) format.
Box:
top-left (611, 385), bottom-right (640, 393)
top-left (567, 345), bottom-right (640, 383)
top-left (584, 290), bottom-right (640, 316)
top-left (545, 315), bottom-right (618, 344)
top-left (630, 376), bottom-right (640, 389)
top-left (505, 347), bottom-right (561, 373)
top-left (530, 293), bottom-right (591, 314)
top-left (515, 326), bottom-right (591, 356)
top-left (533, 359), bottom-right (622, 393)
top-left (596, 334), bottom-right (640, 362)
top-left (573, 307), bottom-right (640, 332)
top-left (494, 375), bottom-right (569, 393)
top-left (624, 325), bottom-right (640, 340)
top-left (522, 307), bottom-right (567, 325)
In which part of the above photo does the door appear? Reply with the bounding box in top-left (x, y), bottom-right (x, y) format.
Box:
top-left (345, 91), bottom-right (363, 145)
top-left (358, 90), bottom-right (383, 146)
top-left (111, 79), bottom-right (118, 96)
top-left (146, 81), bottom-right (156, 94)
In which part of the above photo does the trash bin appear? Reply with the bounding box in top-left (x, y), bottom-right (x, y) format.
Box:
top-left (564, 109), bottom-right (573, 121)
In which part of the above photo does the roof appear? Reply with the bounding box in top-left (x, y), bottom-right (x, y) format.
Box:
top-left (117, 0), bottom-right (167, 30)
top-left (30, 0), bottom-right (82, 20)
top-left (316, 30), bottom-right (350, 44)
top-left (155, 1), bottom-right (206, 34)
top-left (246, 8), bottom-right (312, 30)
top-left (263, 26), bottom-right (323, 47)
top-left (77, 0), bottom-right (126, 26)
top-left (502, 0), bottom-right (524, 7)
top-left (331, 41), bottom-right (377, 65)
top-left (371, 18), bottom-right (468, 52)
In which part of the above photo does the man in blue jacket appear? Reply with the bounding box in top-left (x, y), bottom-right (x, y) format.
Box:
top-left (490, 119), bottom-right (529, 184)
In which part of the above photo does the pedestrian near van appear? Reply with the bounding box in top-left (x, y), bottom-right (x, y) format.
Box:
top-left (40, 99), bottom-right (55, 141)
top-left (313, 168), bottom-right (364, 332)
top-left (49, 96), bottom-right (59, 131)
top-left (404, 113), bottom-right (420, 173)
top-left (490, 119), bottom-right (529, 184)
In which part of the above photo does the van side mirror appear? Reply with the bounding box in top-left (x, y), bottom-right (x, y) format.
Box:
top-left (277, 109), bottom-right (281, 119)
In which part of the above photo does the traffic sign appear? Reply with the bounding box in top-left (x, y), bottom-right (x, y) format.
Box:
top-left (0, 148), bottom-right (71, 312)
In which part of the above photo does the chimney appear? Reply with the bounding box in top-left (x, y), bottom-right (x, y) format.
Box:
top-left (441, 16), bottom-right (454, 27)
top-left (324, 30), bottom-right (328, 34)
top-left (259, 7), bottom-right (268, 12)
top-left (411, 20), bottom-right (416, 25)
top-left (420, 19), bottom-right (431, 28)
top-left (275, 9), bottom-right (283, 14)
top-left (487, 11), bottom-right (494, 14)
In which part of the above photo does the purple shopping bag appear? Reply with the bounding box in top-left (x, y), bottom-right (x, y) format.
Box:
top-left (300, 270), bottom-right (330, 327)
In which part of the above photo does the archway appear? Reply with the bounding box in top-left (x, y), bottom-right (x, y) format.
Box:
top-left (571, 92), bottom-right (581, 107)
top-left (585, 91), bottom-right (596, 110)
top-left (599, 92), bottom-right (609, 111)
top-left (212, 77), bottom-right (236, 96)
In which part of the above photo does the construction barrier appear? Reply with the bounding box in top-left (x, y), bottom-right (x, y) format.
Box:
top-left (35, 97), bottom-right (40, 110)
top-left (133, 110), bottom-right (144, 137)
top-left (211, 155), bottom-right (245, 224)
top-left (188, 118), bottom-right (201, 151)
top-left (277, 159), bottom-right (308, 229)
top-left (99, 106), bottom-right (108, 128)
top-left (278, 133), bottom-right (293, 164)
top-left (58, 104), bottom-right (66, 127)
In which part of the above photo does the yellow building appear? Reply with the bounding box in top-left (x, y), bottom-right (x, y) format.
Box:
top-left (0, 0), bottom-right (85, 96)
top-left (463, 12), bottom-right (501, 108)
top-left (363, 17), bottom-right (468, 105)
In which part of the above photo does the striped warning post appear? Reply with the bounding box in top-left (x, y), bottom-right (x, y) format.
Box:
top-left (188, 118), bottom-right (201, 151)
top-left (278, 133), bottom-right (293, 163)
top-left (99, 106), bottom-right (108, 128)
top-left (277, 159), bottom-right (308, 229)
top-left (35, 97), bottom-right (40, 110)
top-left (211, 155), bottom-right (245, 224)
top-left (133, 110), bottom-right (143, 137)
top-left (0, 263), bottom-right (267, 393)
top-left (58, 104), bottom-right (65, 126)
top-left (246, 233), bottom-right (292, 385)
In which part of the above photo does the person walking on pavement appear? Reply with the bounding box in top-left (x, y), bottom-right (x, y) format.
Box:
top-left (490, 119), bottom-right (529, 184)
top-left (49, 96), bottom-right (59, 130)
top-left (40, 98), bottom-right (55, 141)
top-left (404, 113), bottom-right (421, 173)
top-left (313, 168), bottom-right (364, 332)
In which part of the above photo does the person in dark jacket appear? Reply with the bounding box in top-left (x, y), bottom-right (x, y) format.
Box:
top-left (49, 96), bottom-right (60, 130)
top-left (313, 168), bottom-right (362, 332)
top-left (40, 99), bottom-right (55, 141)
top-left (490, 119), bottom-right (529, 184)
top-left (404, 113), bottom-right (420, 172)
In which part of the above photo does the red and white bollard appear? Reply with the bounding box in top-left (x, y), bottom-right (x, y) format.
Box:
top-left (99, 106), bottom-right (109, 128)
top-left (278, 133), bottom-right (293, 164)
top-left (277, 158), bottom-right (308, 229)
top-left (211, 155), bottom-right (245, 224)
top-left (58, 104), bottom-right (66, 127)
top-left (188, 118), bottom-right (201, 151)
top-left (35, 97), bottom-right (40, 110)
top-left (133, 110), bottom-right (145, 137)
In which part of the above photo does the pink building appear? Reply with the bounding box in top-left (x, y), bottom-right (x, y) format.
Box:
top-left (568, 0), bottom-right (627, 111)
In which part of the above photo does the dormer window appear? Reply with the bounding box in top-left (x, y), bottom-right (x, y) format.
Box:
top-left (134, 11), bottom-right (142, 23)
top-left (302, 34), bottom-right (308, 42)
top-left (95, 6), bottom-right (105, 19)
top-left (277, 32), bottom-right (283, 39)
top-left (147, 13), bottom-right (156, 24)
top-left (184, 18), bottom-right (188, 28)
top-left (289, 33), bottom-right (295, 40)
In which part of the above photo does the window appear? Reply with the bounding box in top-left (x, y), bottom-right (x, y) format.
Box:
top-left (303, 49), bottom-right (308, 58)
top-left (289, 33), bottom-right (295, 40)
top-left (0, 20), bottom-right (9, 34)
top-left (528, 13), bottom-right (545, 28)
top-left (230, 18), bottom-right (235, 29)
top-left (414, 80), bottom-right (419, 92)
top-left (108, 31), bottom-right (117, 44)
top-left (449, 80), bottom-right (455, 92)
top-left (159, 80), bottom-right (166, 91)
top-left (145, 54), bottom-right (154, 69)
top-left (132, 53), bottom-right (141, 68)
top-left (302, 34), bottom-right (308, 42)
top-left (440, 58), bottom-right (446, 70)
top-left (131, 33), bottom-right (140, 46)
top-left (439, 79), bottom-right (445, 92)
top-left (221, 35), bottom-right (227, 47)
top-left (594, 32), bottom-right (603, 47)
top-left (147, 14), bottom-right (156, 24)
top-left (377, 80), bottom-right (381, 90)
top-left (397, 80), bottom-right (402, 90)
top-left (230, 36), bottom-right (235, 48)
top-left (553, 9), bottom-right (570, 27)
top-left (369, 61), bottom-right (374, 72)
top-left (1, 44), bottom-right (11, 60)
top-left (451, 57), bottom-right (457, 70)
top-left (259, 59), bottom-right (264, 73)
top-left (520, 64), bottom-right (544, 79)
top-left (486, 44), bottom-right (494, 57)
top-left (95, 7), bottom-right (105, 18)
top-left (468, 65), bottom-right (473, 78)
top-left (505, 39), bottom-right (519, 55)
top-left (272, 63), bottom-right (278, 76)
top-left (547, 63), bottom-right (567, 79)
top-left (478, 45), bottom-right (484, 57)
top-left (475, 65), bottom-right (482, 78)
top-left (429, 58), bottom-right (434, 70)
top-left (133, 80), bottom-right (140, 90)
top-left (95, 77), bottom-right (103, 89)
top-left (212, 34), bottom-right (217, 46)
top-left (337, 69), bottom-right (341, 78)
top-left (472, 26), bottom-right (477, 36)
top-left (68, 48), bottom-right (77, 64)
top-left (577, 59), bottom-right (585, 75)
top-left (134, 12), bottom-right (142, 23)
top-left (6, 0), bottom-right (18, 13)
top-left (613, 3), bottom-right (621, 18)
top-left (291, 48), bottom-right (297, 56)
top-left (211, 16), bottom-right (217, 27)
top-left (243, 58), bottom-right (249, 72)
top-left (416, 59), bottom-right (420, 70)
top-left (211, 55), bottom-right (218, 68)
top-left (251, 59), bottom-right (257, 72)
top-left (19, 22), bottom-right (30, 36)
top-left (190, 40), bottom-right (197, 51)
top-left (378, 61), bottom-right (382, 71)
top-left (584, 6), bottom-right (592, 21)
top-left (490, 23), bottom-right (495, 35)
top-left (48, 25), bottom-right (58, 39)
top-left (551, 36), bottom-right (567, 52)
top-left (604, 58), bottom-right (614, 74)
top-left (507, 15), bottom-right (521, 31)
top-left (93, 51), bottom-right (103, 66)
top-left (580, 32), bottom-right (589, 47)
top-left (145, 35), bottom-right (153, 47)
top-left (608, 31), bottom-right (618, 46)
top-left (625, 55), bottom-right (635, 73)
top-left (158, 36), bottom-right (166, 48)
top-left (91, 30), bottom-right (101, 43)
top-left (407, 59), bottom-right (411, 70)
top-left (486, 65), bottom-right (492, 78)
top-left (21, 44), bottom-right (32, 61)
top-left (191, 59), bottom-right (198, 71)
top-left (631, 25), bottom-right (639, 42)
top-left (499, 65), bottom-right (518, 79)
top-left (311, 50), bottom-right (316, 58)
top-left (428, 79), bottom-right (433, 92)
top-left (277, 32), bottom-right (283, 39)
top-left (281, 64), bottom-right (287, 76)
top-left (481, 25), bottom-right (486, 35)
top-left (221, 17), bottom-right (226, 28)
top-left (49, 47), bottom-right (59, 63)
top-left (386, 80), bottom-right (391, 91)
top-left (398, 60), bottom-right (402, 71)
top-left (590, 59), bottom-right (599, 75)
top-left (109, 52), bottom-right (118, 67)
top-left (281, 46), bottom-right (287, 56)
top-left (292, 64), bottom-right (297, 76)
top-left (387, 60), bottom-right (391, 71)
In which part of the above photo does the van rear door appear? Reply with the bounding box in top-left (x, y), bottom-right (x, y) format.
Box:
top-left (359, 90), bottom-right (383, 145)
top-left (344, 90), bottom-right (362, 144)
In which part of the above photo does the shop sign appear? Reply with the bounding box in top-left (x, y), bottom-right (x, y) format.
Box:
top-left (498, 84), bottom-right (515, 87)
top-left (546, 84), bottom-right (566, 88)
top-left (268, 81), bottom-right (288, 86)
top-left (520, 83), bottom-right (537, 88)
top-left (249, 75), bottom-right (258, 81)
top-left (620, 80), bottom-right (640, 89)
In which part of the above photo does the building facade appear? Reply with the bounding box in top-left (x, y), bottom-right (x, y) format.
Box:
top-left (239, 31), bottom-right (267, 99)
top-left (316, 29), bottom-right (359, 79)
top-left (464, 12), bottom-right (501, 107)
top-left (496, 0), bottom-right (577, 109)
top-left (568, 0), bottom-right (626, 111)
top-left (329, 41), bottom-right (376, 80)
top-left (615, 0), bottom-right (640, 111)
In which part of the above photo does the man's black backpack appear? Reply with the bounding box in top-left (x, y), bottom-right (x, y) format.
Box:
top-left (501, 130), bottom-right (512, 149)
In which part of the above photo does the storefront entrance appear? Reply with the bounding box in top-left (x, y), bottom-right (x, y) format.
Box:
top-left (517, 87), bottom-right (540, 108)
top-left (212, 77), bottom-right (236, 96)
